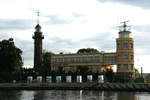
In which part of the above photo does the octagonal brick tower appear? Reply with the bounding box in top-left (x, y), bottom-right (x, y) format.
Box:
top-left (32, 24), bottom-right (44, 71)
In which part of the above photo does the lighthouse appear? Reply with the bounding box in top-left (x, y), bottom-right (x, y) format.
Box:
top-left (32, 11), bottom-right (44, 71)
top-left (116, 21), bottom-right (134, 80)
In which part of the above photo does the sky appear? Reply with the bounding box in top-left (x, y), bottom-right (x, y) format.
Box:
top-left (0, 0), bottom-right (150, 73)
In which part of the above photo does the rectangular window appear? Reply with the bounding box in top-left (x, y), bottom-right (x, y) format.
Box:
top-left (117, 43), bottom-right (120, 48)
top-left (117, 55), bottom-right (120, 60)
top-left (131, 64), bottom-right (134, 70)
top-left (124, 64), bottom-right (128, 70)
top-left (70, 57), bottom-right (74, 62)
top-left (123, 43), bottom-right (128, 48)
top-left (130, 43), bottom-right (133, 48)
top-left (94, 56), bottom-right (99, 62)
top-left (64, 58), bottom-right (67, 62)
top-left (85, 56), bottom-right (88, 62)
top-left (117, 64), bottom-right (121, 70)
top-left (91, 56), bottom-right (94, 62)
top-left (74, 57), bottom-right (77, 62)
top-left (124, 55), bottom-right (128, 59)
top-left (131, 55), bottom-right (133, 60)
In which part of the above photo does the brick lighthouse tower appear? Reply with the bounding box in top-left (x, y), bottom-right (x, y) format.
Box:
top-left (32, 12), bottom-right (44, 71)
top-left (116, 21), bottom-right (134, 81)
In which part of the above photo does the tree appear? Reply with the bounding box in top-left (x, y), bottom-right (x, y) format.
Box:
top-left (104, 68), bottom-right (114, 82)
top-left (0, 38), bottom-right (23, 81)
top-left (76, 66), bottom-right (89, 75)
top-left (76, 48), bottom-right (100, 75)
top-left (115, 72), bottom-right (133, 83)
top-left (42, 51), bottom-right (54, 76)
top-left (77, 48), bottom-right (99, 54)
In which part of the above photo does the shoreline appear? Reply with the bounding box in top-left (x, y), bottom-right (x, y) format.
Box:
top-left (0, 83), bottom-right (150, 92)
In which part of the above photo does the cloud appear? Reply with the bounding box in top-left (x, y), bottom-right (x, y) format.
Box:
top-left (0, 32), bottom-right (10, 40)
top-left (43, 31), bottom-right (116, 54)
top-left (44, 15), bottom-right (72, 25)
top-left (0, 19), bottom-right (34, 31)
top-left (133, 25), bottom-right (150, 55)
top-left (43, 12), bottom-right (83, 25)
top-left (133, 24), bottom-right (150, 32)
top-left (97, 0), bottom-right (150, 9)
top-left (79, 32), bottom-right (116, 52)
top-left (43, 36), bottom-right (81, 53)
top-left (9, 37), bottom-right (34, 67)
top-left (72, 13), bottom-right (84, 18)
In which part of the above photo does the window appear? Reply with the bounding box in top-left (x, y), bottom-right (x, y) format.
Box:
top-left (117, 64), bottom-right (121, 70)
top-left (131, 55), bottom-right (134, 60)
top-left (55, 58), bottom-right (58, 62)
top-left (74, 57), bottom-right (77, 62)
top-left (70, 57), bottom-right (74, 62)
top-left (131, 64), bottom-right (134, 70)
top-left (117, 55), bottom-right (120, 60)
top-left (51, 58), bottom-right (54, 63)
top-left (109, 56), bottom-right (116, 63)
top-left (84, 56), bottom-right (88, 62)
top-left (64, 58), bottom-right (67, 62)
top-left (123, 43), bottom-right (128, 48)
top-left (87, 57), bottom-right (90, 62)
top-left (117, 43), bottom-right (120, 48)
top-left (119, 33), bottom-right (130, 38)
top-left (130, 43), bottom-right (133, 48)
top-left (90, 56), bottom-right (94, 62)
top-left (124, 64), bottom-right (128, 70)
top-left (123, 55), bottom-right (128, 59)
top-left (94, 56), bottom-right (99, 62)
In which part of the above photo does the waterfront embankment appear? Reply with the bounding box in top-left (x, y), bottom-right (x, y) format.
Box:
top-left (0, 82), bottom-right (150, 92)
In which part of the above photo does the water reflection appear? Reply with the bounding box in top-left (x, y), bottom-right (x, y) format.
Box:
top-left (20, 91), bottom-right (34, 100)
top-left (33, 91), bottom-right (45, 100)
top-left (0, 90), bottom-right (149, 100)
top-left (117, 92), bottom-right (136, 100)
top-left (79, 91), bottom-right (118, 100)
top-left (0, 90), bottom-right (21, 100)
top-left (135, 92), bottom-right (150, 100)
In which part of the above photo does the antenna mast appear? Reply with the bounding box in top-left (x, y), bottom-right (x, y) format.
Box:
top-left (37, 9), bottom-right (40, 24)
top-left (119, 20), bottom-right (131, 32)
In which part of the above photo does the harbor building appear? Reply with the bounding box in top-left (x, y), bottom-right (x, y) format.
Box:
top-left (50, 21), bottom-right (134, 74)
top-left (51, 52), bottom-right (116, 72)
top-left (33, 20), bottom-right (134, 75)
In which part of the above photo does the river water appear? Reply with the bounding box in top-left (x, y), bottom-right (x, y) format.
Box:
top-left (0, 90), bottom-right (149, 100)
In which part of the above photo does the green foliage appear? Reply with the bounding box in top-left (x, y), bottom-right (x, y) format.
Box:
top-left (145, 74), bottom-right (150, 82)
top-left (57, 67), bottom-right (65, 75)
top-left (40, 51), bottom-right (54, 81)
top-left (0, 38), bottom-right (23, 82)
top-left (114, 72), bottom-right (133, 83)
top-left (134, 77), bottom-right (144, 83)
top-left (42, 51), bottom-right (54, 74)
top-left (104, 69), bottom-right (114, 82)
top-left (76, 66), bottom-right (89, 75)
top-left (77, 48), bottom-right (99, 54)
top-left (42, 51), bottom-right (53, 68)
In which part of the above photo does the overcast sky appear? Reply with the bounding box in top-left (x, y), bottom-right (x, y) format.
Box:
top-left (0, 0), bottom-right (150, 73)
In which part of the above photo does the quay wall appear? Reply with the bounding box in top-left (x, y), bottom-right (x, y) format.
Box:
top-left (0, 83), bottom-right (150, 92)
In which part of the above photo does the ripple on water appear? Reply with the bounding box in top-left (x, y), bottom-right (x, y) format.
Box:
top-left (0, 90), bottom-right (150, 100)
